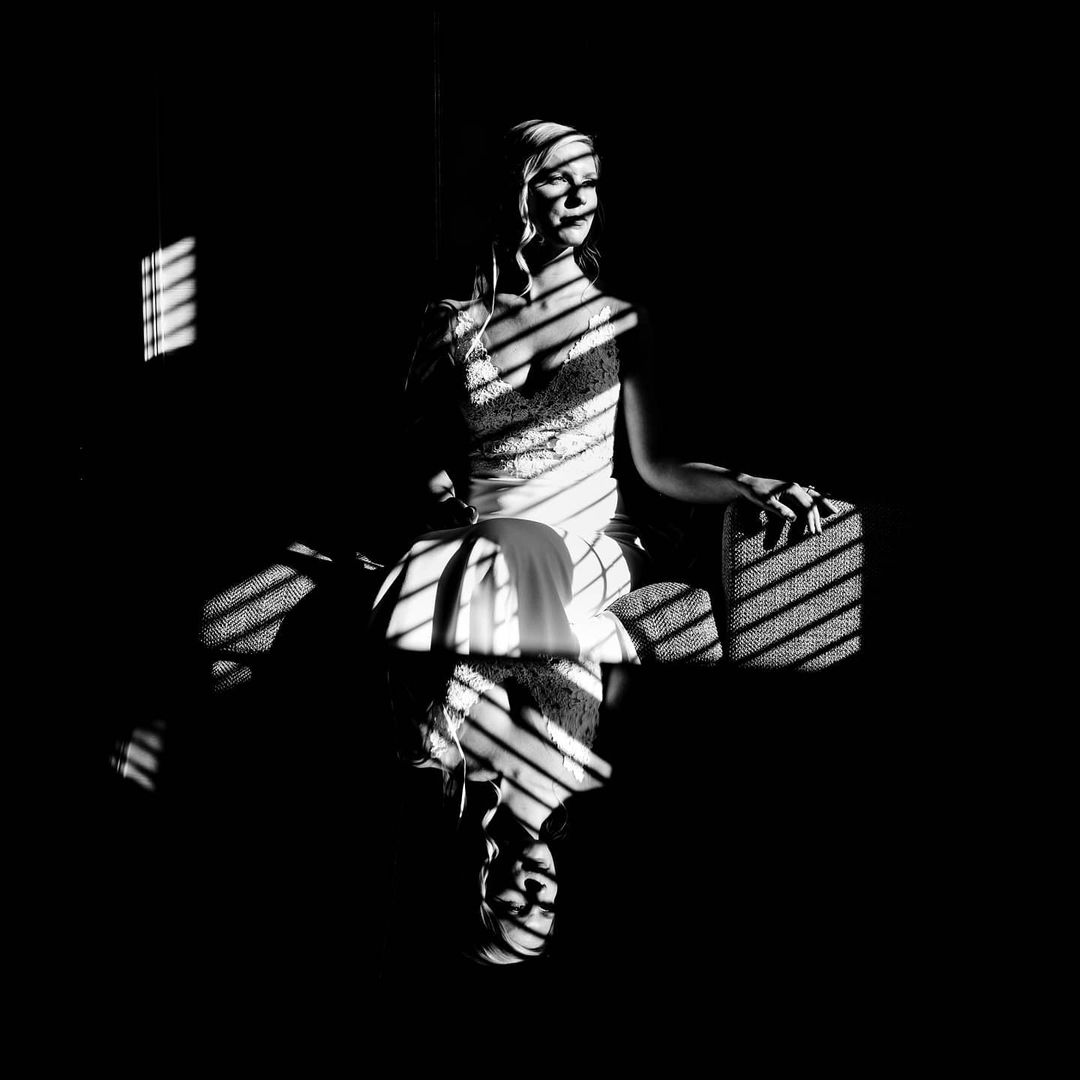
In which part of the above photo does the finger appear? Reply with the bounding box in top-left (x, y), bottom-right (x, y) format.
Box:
top-left (789, 484), bottom-right (815, 511)
top-left (766, 496), bottom-right (796, 521)
top-left (806, 487), bottom-right (839, 517)
top-left (809, 504), bottom-right (821, 534)
top-left (450, 500), bottom-right (478, 524)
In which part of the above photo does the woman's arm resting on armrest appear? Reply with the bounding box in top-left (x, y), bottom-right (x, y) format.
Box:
top-left (617, 307), bottom-right (824, 535)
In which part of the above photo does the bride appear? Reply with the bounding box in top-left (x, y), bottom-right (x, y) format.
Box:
top-left (374, 120), bottom-right (826, 795)
top-left (371, 118), bottom-right (826, 964)
top-left (371, 118), bottom-right (822, 664)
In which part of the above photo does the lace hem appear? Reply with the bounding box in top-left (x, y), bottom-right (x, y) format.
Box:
top-left (436, 656), bottom-right (603, 783)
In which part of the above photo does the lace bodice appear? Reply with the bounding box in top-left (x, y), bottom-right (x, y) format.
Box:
top-left (451, 306), bottom-right (621, 484)
top-left (432, 657), bottom-right (604, 785)
top-left (390, 302), bottom-right (633, 780)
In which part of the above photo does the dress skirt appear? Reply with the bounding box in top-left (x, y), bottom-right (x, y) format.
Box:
top-left (370, 514), bottom-right (641, 666)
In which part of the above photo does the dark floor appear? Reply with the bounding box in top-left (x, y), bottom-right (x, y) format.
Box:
top-left (44, 481), bottom-right (971, 1045)
top-left (73, 620), bottom-right (949, 1008)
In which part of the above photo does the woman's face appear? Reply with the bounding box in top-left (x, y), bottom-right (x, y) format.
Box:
top-left (487, 840), bottom-right (558, 953)
top-left (527, 139), bottom-right (599, 251)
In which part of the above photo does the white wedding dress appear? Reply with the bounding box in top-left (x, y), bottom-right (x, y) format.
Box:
top-left (371, 300), bottom-right (646, 779)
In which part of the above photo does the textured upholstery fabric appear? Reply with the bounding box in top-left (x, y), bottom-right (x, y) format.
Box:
top-left (720, 498), bottom-right (866, 670)
top-left (194, 547), bottom-right (384, 693)
top-left (198, 561), bottom-right (318, 655)
top-left (606, 581), bottom-right (724, 665)
top-left (197, 560), bottom-right (318, 693)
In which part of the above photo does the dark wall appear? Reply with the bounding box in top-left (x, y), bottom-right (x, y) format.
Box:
top-left (63, 14), bottom-right (952, 763)
top-left (71, 22), bottom-right (436, 559)
top-left (72, 16), bottom-right (947, 553)
top-left (432, 15), bottom-right (953, 503)
top-left (64, 22), bottom-right (441, 774)
top-left (51, 16), bottom-right (969, 1015)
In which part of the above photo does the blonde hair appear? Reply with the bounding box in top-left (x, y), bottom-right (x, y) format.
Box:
top-left (462, 787), bottom-right (568, 966)
top-left (468, 119), bottom-right (603, 354)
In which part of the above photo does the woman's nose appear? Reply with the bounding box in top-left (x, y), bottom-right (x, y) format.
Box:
top-left (564, 185), bottom-right (588, 209)
top-left (523, 876), bottom-right (549, 898)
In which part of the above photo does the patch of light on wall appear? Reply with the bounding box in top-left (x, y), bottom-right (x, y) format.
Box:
top-left (110, 718), bottom-right (167, 792)
top-left (142, 236), bottom-right (196, 361)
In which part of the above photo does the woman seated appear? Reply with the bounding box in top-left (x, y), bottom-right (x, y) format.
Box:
top-left (373, 119), bottom-right (825, 964)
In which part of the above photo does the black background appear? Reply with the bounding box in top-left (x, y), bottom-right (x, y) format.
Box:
top-left (65, 12), bottom-right (955, 550)
top-left (41, 11), bottom-right (976, 1043)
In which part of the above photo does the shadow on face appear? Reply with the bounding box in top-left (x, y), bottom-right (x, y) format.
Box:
top-left (485, 839), bottom-right (558, 956)
top-left (527, 139), bottom-right (599, 250)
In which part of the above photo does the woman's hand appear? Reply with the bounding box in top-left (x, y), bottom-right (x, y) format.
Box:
top-left (617, 317), bottom-right (838, 529)
top-left (423, 493), bottom-right (479, 532)
top-left (741, 477), bottom-right (835, 536)
top-left (421, 470), bottom-right (480, 531)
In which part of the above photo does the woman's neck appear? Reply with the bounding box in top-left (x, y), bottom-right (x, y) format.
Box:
top-left (521, 244), bottom-right (586, 302)
top-left (500, 776), bottom-right (562, 837)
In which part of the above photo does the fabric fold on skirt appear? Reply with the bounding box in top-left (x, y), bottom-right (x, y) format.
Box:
top-left (371, 516), bottom-right (639, 665)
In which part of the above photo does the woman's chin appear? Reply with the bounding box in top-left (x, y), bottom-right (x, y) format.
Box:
top-left (520, 841), bottom-right (554, 868)
top-left (560, 230), bottom-right (592, 248)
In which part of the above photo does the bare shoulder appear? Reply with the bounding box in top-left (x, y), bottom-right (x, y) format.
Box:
top-left (417, 296), bottom-right (479, 351)
top-left (429, 296), bottom-right (474, 323)
top-left (592, 282), bottom-right (650, 333)
top-left (590, 284), bottom-right (652, 352)
top-left (455, 293), bottom-right (525, 332)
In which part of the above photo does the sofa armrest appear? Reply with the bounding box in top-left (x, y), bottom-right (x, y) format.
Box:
top-left (606, 581), bottom-right (724, 665)
top-left (720, 497), bottom-right (870, 671)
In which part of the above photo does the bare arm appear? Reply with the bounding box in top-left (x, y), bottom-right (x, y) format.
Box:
top-left (617, 306), bottom-right (824, 532)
